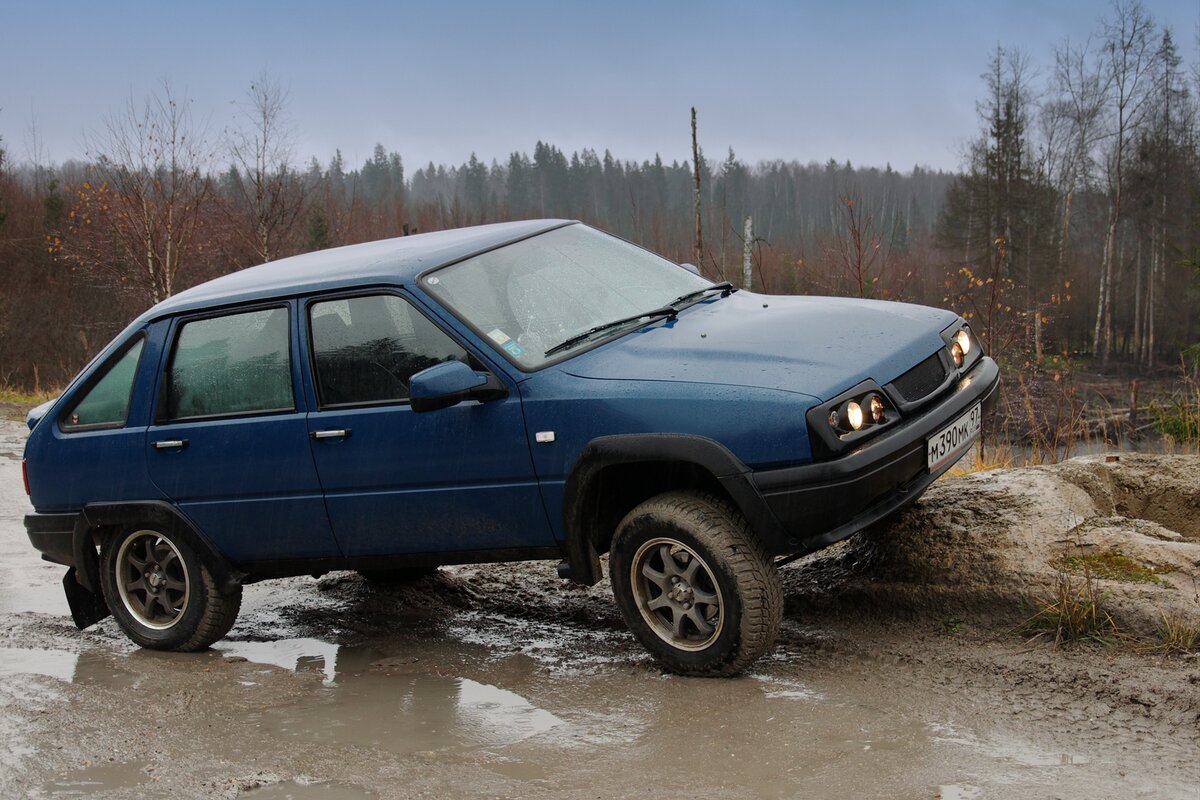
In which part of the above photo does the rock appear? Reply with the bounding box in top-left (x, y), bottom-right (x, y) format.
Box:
top-left (784, 454), bottom-right (1200, 638)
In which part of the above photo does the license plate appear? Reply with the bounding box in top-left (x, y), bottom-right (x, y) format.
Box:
top-left (927, 402), bottom-right (981, 472)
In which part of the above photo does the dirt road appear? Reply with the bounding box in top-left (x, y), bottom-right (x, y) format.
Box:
top-left (1, 419), bottom-right (1197, 799)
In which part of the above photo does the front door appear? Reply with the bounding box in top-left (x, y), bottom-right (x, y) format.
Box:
top-left (145, 304), bottom-right (339, 563)
top-left (302, 291), bottom-right (552, 557)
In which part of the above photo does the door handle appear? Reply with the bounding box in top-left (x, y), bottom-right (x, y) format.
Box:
top-left (153, 439), bottom-right (188, 450)
top-left (310, 429), bottom-right (351, 440)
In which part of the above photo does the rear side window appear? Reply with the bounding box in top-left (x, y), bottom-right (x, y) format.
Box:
top-left (166, 307), bottom-right (294, 421)
top-left (61, 337), bottom-right (145, 430)
top-left (310, 294), bottom-right (469, 407)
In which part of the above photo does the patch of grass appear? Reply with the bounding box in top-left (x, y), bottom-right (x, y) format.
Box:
top-left (1151, 364), bottom-right (1200, 448)
top-left (1020, 571), bottom-right (1121, 646)
top-left (1153, 394), bottom-right (1200, 448)
top-left (948, 442), bottom-right (1016, 476)
top-left (0, 386), bottom-right (59, 422)
top-left (1149, 611), bottom-right (1200, 654)
top-left (0, 386), bottom-right (57, 406)
top-left (1053, 549), bottom-right (1166, 586)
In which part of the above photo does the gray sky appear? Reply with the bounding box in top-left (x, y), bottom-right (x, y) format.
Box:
top-left (1, 0), bottom-right (1197, 173)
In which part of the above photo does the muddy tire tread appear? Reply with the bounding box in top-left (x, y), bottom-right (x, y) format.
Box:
top-left (99, 527), bottom-right (242, 652)
top-left (612, 490), bottom-right (783, 676)
top-left (178, 564), bottom-right (242, 652)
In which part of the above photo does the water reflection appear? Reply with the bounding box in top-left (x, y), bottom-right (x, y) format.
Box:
top-left (257, 668), bottom-right (563, 755)
top-left (0, 648), bottom-right (78, 681)
top-left (207, 638), bottom-right (564, 755)
top-left (242, 779), bottom-right (374, 799)
top-left (214, 637), bottom-right (341, 685)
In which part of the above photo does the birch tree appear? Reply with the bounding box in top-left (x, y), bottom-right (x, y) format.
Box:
top-left (227, 73), bottom-right (304, 264)
top-left (77, 83), bottom-right (213, 303)
top-left (1092, 0), bottom-right (1155, 366)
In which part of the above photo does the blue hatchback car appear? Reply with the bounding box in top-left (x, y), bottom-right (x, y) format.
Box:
top-left (22, 220), bottom-right (998, 675)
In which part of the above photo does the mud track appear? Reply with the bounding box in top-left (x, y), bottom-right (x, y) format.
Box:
top-left (0, 420), bottom-right (1197, 799)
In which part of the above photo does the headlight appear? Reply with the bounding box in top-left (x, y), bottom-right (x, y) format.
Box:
top-left (954, 329), bottom-right (971, 356)
top-left (867, 394), bottom-right (885, 423)
top-left (945, 325), bottom-right (976, 369)
top-left (810, 379), bottom-right (899, 456)
top-left (844, 401), bottom-right (864, 431)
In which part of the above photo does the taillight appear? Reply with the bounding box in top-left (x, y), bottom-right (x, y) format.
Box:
top-left (22, 458), bottom-right (31, 496)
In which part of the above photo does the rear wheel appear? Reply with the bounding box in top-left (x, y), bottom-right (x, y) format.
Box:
top-left (99, 527), bottom-right (241, 651)
top-left (609, 491), bottom-right (783, 676)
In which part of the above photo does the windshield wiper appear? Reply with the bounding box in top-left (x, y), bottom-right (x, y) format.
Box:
top-left (668, 281), bottom-right (736, 307)
top-left (544, 306), bottom-right (679, 358)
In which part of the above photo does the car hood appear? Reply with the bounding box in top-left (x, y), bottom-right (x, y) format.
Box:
top-left (558, 291), bottom-right (959, 401)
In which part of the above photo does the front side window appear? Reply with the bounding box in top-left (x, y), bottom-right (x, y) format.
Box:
top-left (61, 337), bottom-right (145, 430)
top-left (310, 294), bottom-right (469, 407)
top-left (421, 224), bottom-right (710, 369)
top-left (166, 307), bottom-right (294, 421)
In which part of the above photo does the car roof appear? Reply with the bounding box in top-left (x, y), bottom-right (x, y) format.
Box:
top-left (137, 218), bottom-right (575, 323)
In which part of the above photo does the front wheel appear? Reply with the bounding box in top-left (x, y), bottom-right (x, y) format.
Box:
top-left (609, 491), bottom-right (783, 676)
top-left (99, 527), bottom-right (242, 651)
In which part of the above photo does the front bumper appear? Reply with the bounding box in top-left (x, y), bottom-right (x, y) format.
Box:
top-left (750, 355), bottom-right (1000, 554)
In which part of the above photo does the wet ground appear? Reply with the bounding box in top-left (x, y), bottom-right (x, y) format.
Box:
top-left (1, 420), bottom-right (1197, 799)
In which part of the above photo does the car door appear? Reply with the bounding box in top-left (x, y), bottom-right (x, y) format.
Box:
top-left (145, 303), bottom-right (340, 563)
top-left (301, 290), bottom-right (553, 558)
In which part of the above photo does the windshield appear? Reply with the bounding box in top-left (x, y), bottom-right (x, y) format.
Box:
top-left (421, 224), bottom-right (711, 369)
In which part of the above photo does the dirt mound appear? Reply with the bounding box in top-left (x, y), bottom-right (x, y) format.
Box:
top-left (784, 454), bottom-right (1200, 637)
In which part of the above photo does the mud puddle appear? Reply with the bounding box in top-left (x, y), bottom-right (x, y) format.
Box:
top-left (242, 780), bottom-right (374, 799)
top-left (38, 760), bottom-right (150, 797)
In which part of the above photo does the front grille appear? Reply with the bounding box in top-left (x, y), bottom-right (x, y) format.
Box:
top-left (892, 352), bottom-right (946, 402)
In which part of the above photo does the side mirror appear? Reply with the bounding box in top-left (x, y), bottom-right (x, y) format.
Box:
top-left (409, 360), bottom-right (506, 413)
top-left (680, 262), bottom-right (701, 276)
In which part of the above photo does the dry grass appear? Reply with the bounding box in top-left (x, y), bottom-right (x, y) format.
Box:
top-left (948, 441), bottom-right (1017, 476)
top-left (1151, 368), bottom-right (1200, 449)
top-left (0, 386), bottom-right (57, 406)
top-left (0, 386), bottom-right (59, 422)
top-left (1020, 551), bottom-right (1121, 646)
top-left (1020, 573), bottom-right (1121, 646)
top-left (1148, 611), bottom-right (1200, 654)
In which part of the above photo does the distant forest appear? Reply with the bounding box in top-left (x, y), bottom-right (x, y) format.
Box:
top-left (0, 1), bottom-right (1196, 391)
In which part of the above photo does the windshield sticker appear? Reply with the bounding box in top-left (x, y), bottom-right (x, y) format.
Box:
top-left (502, 340), bottom-right (526, 357)
top-left (487, 328), bottom-right (511, 345)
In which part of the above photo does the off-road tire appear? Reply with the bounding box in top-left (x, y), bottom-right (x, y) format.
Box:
top-left (357, 566), bottom-right (438, 584)
top-left (609, 491), bottom-right (783, 676)
top-left (99, 526), bottom-right (242, 651)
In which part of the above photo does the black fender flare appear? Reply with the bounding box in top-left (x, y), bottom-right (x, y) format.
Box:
top-left (561, 433), bottom-right (789, 585)
top-left (74, 501), bottom-right (243, 594)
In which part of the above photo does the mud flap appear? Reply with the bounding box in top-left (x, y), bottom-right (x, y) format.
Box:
top-left (62, 567), bottom-right (110, 630)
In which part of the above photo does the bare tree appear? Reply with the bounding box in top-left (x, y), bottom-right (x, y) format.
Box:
top-left (691, 107), bottom-right (704, 271)
top-left (1092, 0), bottom-right (1155, 366)
top-left (832, 190), bottom-right (887, 298)
top-left (226, 72), bottom-right (305, 264)
top-left (741, 216), bottom-right (753, 290)
top-left (78, 82), bottom-right (213, 303)
top-left (1047, 41), bottom-right (1108, 273)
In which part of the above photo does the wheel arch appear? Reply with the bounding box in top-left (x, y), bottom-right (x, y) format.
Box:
top-left (76, 501), bottom-right (242, 594)
top-left (561, 434), bottom-right (788, 586)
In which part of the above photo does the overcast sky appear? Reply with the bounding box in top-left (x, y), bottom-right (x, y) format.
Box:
top-left (1, 0), bottom-right (1197, 174)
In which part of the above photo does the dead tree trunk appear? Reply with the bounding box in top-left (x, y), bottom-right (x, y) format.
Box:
top-left (742, 216), bottom-right (753, 290)
top-left (691, 107), bottom-right (704, 271)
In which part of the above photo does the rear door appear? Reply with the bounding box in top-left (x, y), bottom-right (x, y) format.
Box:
top-left (145, 303), bottom-right (339, 563)
top-left (300, 290), bottom-right (553, 557)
